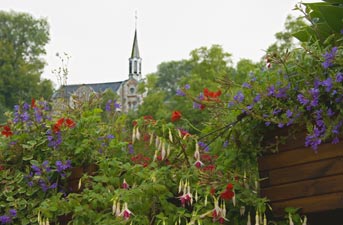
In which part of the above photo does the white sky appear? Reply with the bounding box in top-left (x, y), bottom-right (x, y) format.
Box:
top-left (2, 0), bottom-right (316, 87)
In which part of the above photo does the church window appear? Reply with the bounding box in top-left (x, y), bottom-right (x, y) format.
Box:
top-left (130, 87), bottom-right (135, 94)
top-left (134, 61), bottom-right (137, 73)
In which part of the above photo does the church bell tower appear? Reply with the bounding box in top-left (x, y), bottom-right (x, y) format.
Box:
top-left (128, 15), bottom-right (142, 81)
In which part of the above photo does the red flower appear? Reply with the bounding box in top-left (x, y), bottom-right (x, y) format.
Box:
top-left (210, 187), bottom-right (216, 196)
top-left (1, 125), bottom-right (13, 137)
top-left (220, 183), bottom-right (235, 200)
top-left (220, 189), bottom-right (234, 200)
top-left (31, 98), bottom-right (37, 108)
top-left (132, 120), bottom-right (138, 127)
top-left (53, 118), bottom-right (76, 133)
top-left (219, 217), bottom-right (225, 224)
top-left (203, 88), bottom-right (222, 101)
top-left (226, 183), bottom-right (233, 190)
top-left (171, 111), bottom-right (182, 122)
top-left (65, 118), bottom-right (76, 128)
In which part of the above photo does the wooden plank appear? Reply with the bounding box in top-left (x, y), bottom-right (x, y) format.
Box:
top-left (270, 192), bottom-right (343, 215)
top-left (259, 142), bottom-right (343, 171)
top-left (260, 157), bottom-right (343, 187)
top-left (261, 175), bottom-right (343, 202)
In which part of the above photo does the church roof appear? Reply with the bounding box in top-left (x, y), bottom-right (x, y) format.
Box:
top-left (130, 29), bottom-right (140, 58)
top-left (52, 81), bottom-right (124, 99)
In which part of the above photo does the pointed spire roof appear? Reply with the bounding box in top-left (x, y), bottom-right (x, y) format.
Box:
top-left (130, 29), bottom-right (140, 58)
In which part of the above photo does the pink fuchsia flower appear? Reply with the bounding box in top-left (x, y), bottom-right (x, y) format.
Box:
top-left (179, 192), bottom-right (192, 207)
top-left (119, 202), bottom-right (133, 220)
top-left (122, 179), bottom-right (129, 189)
top-left (194, 160), bottom-right (204, 168)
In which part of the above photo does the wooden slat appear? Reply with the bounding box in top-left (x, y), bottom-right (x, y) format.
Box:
top-left (259, 142), bottom-right (343, 171)
top-left (270, 192), bottom-right (343, 215)
top-left (261, 175), bottom-right (343, 202)
top-left (260, 157), bottom-right (343, 187)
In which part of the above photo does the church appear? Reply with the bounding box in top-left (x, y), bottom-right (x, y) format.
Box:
top-left (52, 28), bottom-right (145, 113)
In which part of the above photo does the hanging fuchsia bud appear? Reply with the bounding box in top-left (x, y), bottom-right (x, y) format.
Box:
top-left (122, 179), bottom-right (129, 189)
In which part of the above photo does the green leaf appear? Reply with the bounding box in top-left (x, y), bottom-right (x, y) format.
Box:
top-left (323, 0), bottom-right (343, 4)
top-left (316, 5), bottom-right (343, 33)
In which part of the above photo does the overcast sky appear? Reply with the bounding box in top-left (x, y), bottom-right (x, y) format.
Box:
top-left (2, 0), bottom-right (317, 87)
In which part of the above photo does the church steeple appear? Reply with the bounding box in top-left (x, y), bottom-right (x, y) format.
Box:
top-left (129, 13), bottom-right (142, 80)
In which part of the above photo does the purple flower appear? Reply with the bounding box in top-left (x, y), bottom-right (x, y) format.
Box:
top-left (21, 111), bottom-right (30, 122)
top-left (332, 136), bottom-right (340, 144)
top-left (31, 165), bottom-right (42, 176)
top-left (0, 215), bottom-right (11, 224)
top-left (265, 121), bottom-right (271, 126)
top-left (242, 82), bottom-right (251, 89)
top-left (310, 88), bottom-right (320, 107)
top-left (23, 102), bottom-right (30, 110)
top-left (185, 84), bottom-right (190, 90)
top-left (322, 46), bottom-right (338, 69)
top-left (322, 77), bottom-right (332, 92)
top-left (333, 121), bottom-right (343, 134)
top-left (106, 100), bottom-right (112, 111)
top-left (297, 94), bottom-right (309, 106)
top-left (227, 101), bottom-right (235, 108)
top-left (39, 179), bottom-right (48, 192)
top-left (223, 140), bottom-right (229, 148)
top-left (114, 101), bottom-right (121, 109)
top-left (198, 141), bottom-right (210, 152)
top-left (313, 79), bottom-right (322, 88)
top-left (335, 72), bottom-right (343, 82)
top-left (56, 160), bottom-right (71, 173)
top-left (267, 85), bottom-right (275, 96)
top-left (128, 144), bottom-right (134, 154)
top-left (107, 134), bottom-right (115, 139)
top-left (49, 182), bottom-right (58, 189)
top-left (327, 108), bottom-right (335, 117)
top-left (275, 86), bottom-right (289, 99)
top-left (14, 105), bottom-right (19, 112)
top-left (176, 89), bottom-right (185, 96)
top-left (253, 94), bottom-right (261, 103)
top-left (193, 102), bottom-right (203, 109)
top-left (9, 209), bottom-right (17, 218)
top-left (273, 109), bottom-right (281, 115)
top-left (286, 109), bottom-right (293, 118)
top-left (234, 91), bottom-right (244, 103)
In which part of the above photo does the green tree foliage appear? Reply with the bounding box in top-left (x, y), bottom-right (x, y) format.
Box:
top-left (232, 58), bottom-right (259, 84)
top-left (0, 11), bottom-right (53, 118)
top-left (266, 15), bottom-right (307, 55)
top-left (154, 60), bottom-right (192, 99)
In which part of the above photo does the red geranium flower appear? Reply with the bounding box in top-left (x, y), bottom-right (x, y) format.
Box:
top-left (65, 118), bottom-right (76, 128)
top-left (220, 183), bottom-right (235, 200)
top-left (203, 88), bottom-right (222, 101)
top-left (1, 125), bottom-right (13, 137)
top-left (31, 98), bottom-right (37, 108)
top-left (171, 111), bottom-right (182, 122)
top-left (220, 189), bottom-right (234, 200)
top-left (53, 118), bottom-right (76, 133)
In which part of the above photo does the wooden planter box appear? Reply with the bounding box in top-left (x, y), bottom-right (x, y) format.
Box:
top-left (259, 138), bottom-right (343, 217)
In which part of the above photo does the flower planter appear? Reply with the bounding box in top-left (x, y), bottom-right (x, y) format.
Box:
top-left (259, 133), bottom-right (343, 222)
top-left (67, 164), bottom-right (98, 193)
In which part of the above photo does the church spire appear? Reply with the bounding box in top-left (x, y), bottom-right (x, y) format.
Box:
top-left (130, 29), bottom-right (140, 58)
top-left (129, 11), bottom-right (142, 80)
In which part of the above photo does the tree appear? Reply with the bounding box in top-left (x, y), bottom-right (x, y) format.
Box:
top-left (154, 60), bottom-right (192, 99)
top-left (266, 15), bottom-right (307, 55)
top-left (0, 11), bottom-right (53, 119)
